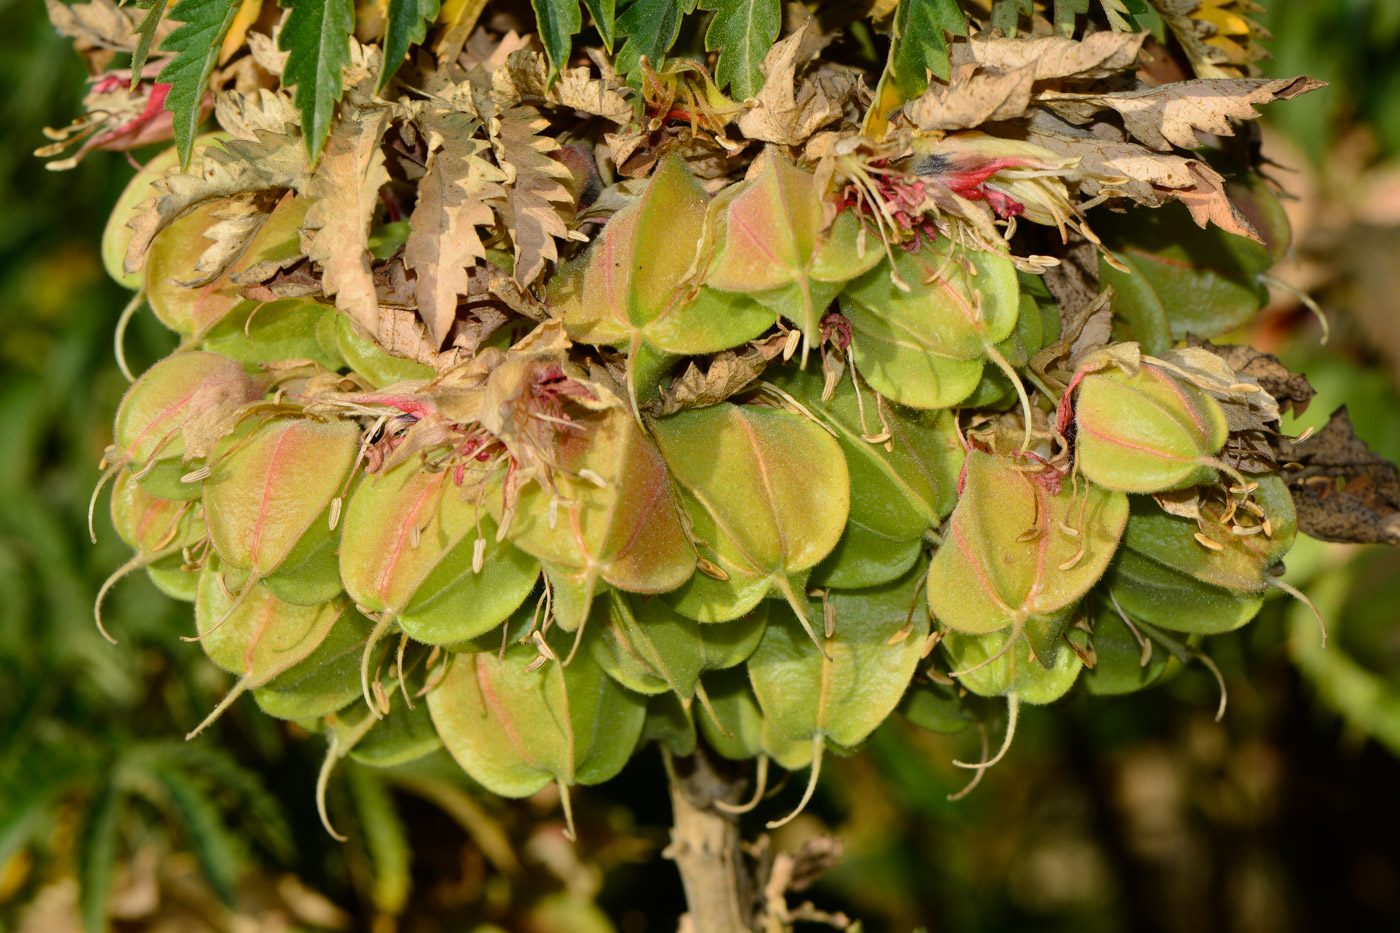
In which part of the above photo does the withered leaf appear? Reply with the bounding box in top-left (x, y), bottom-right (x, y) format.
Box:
top-left (951, 30), bottom-right (1145, 81)
top-left (214, 88), bottom-right (301, 141)
top-left (1276, 408), bottom-right (1400, 547)
top-left (45, 0), bottom-right (169, 51)
top-left (404, 111), bottom-right (506, 345)
top-left (124, 129), bottom-right (311, 274)
top-left (305, 107), bottom-right (392, 337)
top-left (1185, 337), bottom-right (1315, 418)
top-left (492, 50), bottom-right (633, 124)
top-left (486, 106), bottom-right (573, 287)
top-left (1037, 76), bottom-right (1325, 153)
top-left (905, 63), bottom-right (1035, 133)
top-left (646, 333), bottom-right (786, 417)
top-left (736, 18), bottom-right (856, 147)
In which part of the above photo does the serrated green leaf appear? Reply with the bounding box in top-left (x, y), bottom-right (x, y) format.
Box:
top-left (131, 0), bottom-right (171, 89)
top-left (582, 0), bottom-right (616, 51)
top-left (991, 0), bottom-right (1031, 37)
top-left (347, 765), bottom-right (412, 915)
top-left (700, 0), bottom-right (780, 100)
top-left (614, 0), bottom-right (697, 79)
top-left (78, 780), bottom-right (121, 933)
top-left (381, 0), bottom-right (441, 91)
top-left (532, 0), bottom-right (583, 82)
top-left (279, 0), bottom-right (355, 162)
top-left (157, 0), bottom-right (241, 168)
top-left (156, 767), bottom-right (243, 905)
top-left (889, 0), bottom-right (966, 99)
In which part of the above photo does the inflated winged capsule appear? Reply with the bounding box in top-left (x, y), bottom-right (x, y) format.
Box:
top-left (111, 351), bottom-right (261, 500)
top-left (927, 450), bottom-right (1128, 637)
top-left (1074, 363), bottom-right (1230, 493)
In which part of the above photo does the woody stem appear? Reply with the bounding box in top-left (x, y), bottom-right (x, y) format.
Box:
top-left (663, 744), bottom-right (757, 933)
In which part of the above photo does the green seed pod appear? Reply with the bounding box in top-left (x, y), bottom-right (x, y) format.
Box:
top-left (102, 140), bottom-right (201, 289)
top-left (704, 150), bottom-right (880, 364)
top-left (97, 470), bottom-right (207, 637)
top-left (746, 564), bottom-right (929, 826)
top-left (1074, 362), bottom-right (1230, 493)
top-left (147, 193), bottom-right (310, 338)
top-left (341, 458), bottom-right (540, 644)
top-left (771, 365), bottom-right (962, 588)
top-left (496, 407), bottom-right (693, 630)
top-left (639, 692), bottom-right (698, 757)
top-left (551, 156), bottom-right (775, 405)
top-left (839, 239), bottom-right (1021, 409)
top-left (111, 351), bottom-right (261, 500)
top-left (202, 299), bottom-right (345, 372)
top-left (1081, 600), bottom-right (1171, 696)
top-left (589, 592), bottom-right (766, 697)
top-left (942, 625), bottom-right (1088, 705)
top-left (334, 695), bottom-right (444, 769)
top-left (426, 625), bottom-right (647, 833)
top-left (1104, 475), bottom-right (1297, 634)
top-left (900, 679), bottom-right (977, 735)
top-left (334, 313), bottom-right (437, 389)
top-left (651, 403), bottom-right (849, 637)
top-left (927, 450), bottom-right (1129, 637)
top-left (204, 416), bottom-right (360, 581)
top-left (695, 668), bottom-right (815, 771)
top-left (251, 603), bottom-right (379, 721)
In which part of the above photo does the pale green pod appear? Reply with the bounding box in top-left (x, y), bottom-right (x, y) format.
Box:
top-left (1081, 600), bottom-right (1171, 696)
top-left (840, 239), bottom-right (1020, 409)
top-left (651, 403), bottom-right (849, 626)
top-left (927, 450), bottom-right (1129, 636)
top-left (112, 351), bottom-right (261, 500)
top-left (695, 668), bottom-right (815, 771)
top-left (426, 626), bottom-right (647, 799)
top-left (942, 626), bottom-right (1088, 705)
top-left (1074, 363), bottom-right (1230, 493)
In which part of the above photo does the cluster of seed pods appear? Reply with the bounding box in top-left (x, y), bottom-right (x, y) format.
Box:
top-left (96, 143), bottom-right (1308, 830)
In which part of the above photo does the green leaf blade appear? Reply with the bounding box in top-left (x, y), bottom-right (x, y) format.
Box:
top-left (701, 0), bottom-right (781, 100)
top-left (157, 0), bottom-right (241, 169)
top-left (532, 0), bottom-right (583, 82)
top-left (381, 0), bottom-right (442, 91)
top-left (279, 0), bottom-right (356, 163)
top-left (890, 0), bottom-right (967, 98)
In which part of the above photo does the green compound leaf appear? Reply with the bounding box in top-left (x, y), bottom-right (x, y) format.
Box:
top-left (531, 0), bottom-right (583, 83)
top-left (840, 240), bottom-right (1020, 410)
top-left (889, 0), bottom-right (967, 98)
top-left (699, 0), bottom-right (781, 100)
top-left (154, 767), bottom-right (242, 905)
top-left (381, 0), bottom-right (442, 91)
top-left (614, 0), bottom-right (698, 80)
top-left (157, 0), bottom-right (241, 168)
top-left (279, 0), bottom-right (356, 163)
top-left (131, 0), bottom-right (171, 90)
top-left (78, 781), bottom-right (121, 933)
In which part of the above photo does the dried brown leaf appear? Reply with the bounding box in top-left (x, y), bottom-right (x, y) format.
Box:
top-left (1276, 408), bottom-right (1400, 547)
top-left (646, 334), bottom-right (786, 417)
top-left (736, 18), bottom-right (855, 147)
top-left (486, 106), bottom-right (573, 287)
top-left (404, 111), bottom-right (506, 345)
top-left (1186, 337), bottom-right (1315, 418)
top-left (215, 88), bottom-right (300, 141)
top-left (305, 108), bottom-right (392, 336)
top-left (905, 64), bottom-right (1035, 133)
top-left (492, 50), bottom-right (633, 124)
top-left (951, 30), bottom-right (1146, 81)
top-left (1037, 76), bottom-right (1325, 153)
top-left (45, 0), bottom-right (170, 51)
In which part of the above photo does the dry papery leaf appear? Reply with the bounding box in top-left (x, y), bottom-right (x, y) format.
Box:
top-left (737, 18), bottom-right (858, 147)
top-left (950, 30), bottom-right (1147, 81)
top-left (1185, 337), bottom-right (1315, 418)
top-left (45, 0), bottom-right (174, 51)
top-left (905, 63), bottom-right (1035, 133)
top-left (647, 334), bottom-right (788, 417)
top-left (1276, 408), bottom-right (1400, 547)
top-left (486, 106), bottom-right (574, 287)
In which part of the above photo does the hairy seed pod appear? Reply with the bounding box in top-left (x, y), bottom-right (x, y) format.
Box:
top-left (899, 680), bottom-right (978, 735)
top-left (111, 351), bottom-right (261, 500)
top-left (102, 140), bottom-right (195, 289)
top-left (927, 450), bottom-right (1129, 637)
top-left (202, 299), bottom-right (344, 372)
top-left (1074, 363), bottom-right (1230, 492)
top-left (695, 667), bottom-right (816, 771)
top-left (942, 626), bottom-right (1088, 705)
top-left (840, 239), bottom-right (1021, 410)
top-left (1080, 599), bottom-right (1170, 696)
top-left (640, 693), bottom-right (698, 757)
top-left (251, 604), bottom-right (379, 721)
top-left (652, 403), bottom-right (849, 645)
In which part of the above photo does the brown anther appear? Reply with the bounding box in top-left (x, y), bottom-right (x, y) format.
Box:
top-left (372, 680), bottom-right (391, 716)
top-left (1231, 524), bottom-right (1264, 536)
top-left (887, 623), bottom-right (914, 645)
top-left (1016, 527), bottom-right (1041, 543)
top-left (525, 654), bottom-right (549, 673)
top-left (531, 630), bottom-right (557, 662)
top-left (1194, 532), bottom-right (1225, 551)
top-left (409, 522), bottom-right (422, 549)
top-left (1058, 548), bottom-right (1085, 570)
top-left (920, 630), bottom-right (943, 658)
top-left (697, 558), bottom-right (729, 581)
top-left (927, 667), bottom-right (955, 686)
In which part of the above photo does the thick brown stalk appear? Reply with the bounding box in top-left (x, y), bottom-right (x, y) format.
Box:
top-left (664, 746), bottom-right (757, 933)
